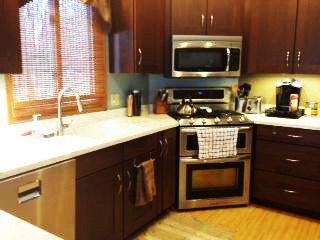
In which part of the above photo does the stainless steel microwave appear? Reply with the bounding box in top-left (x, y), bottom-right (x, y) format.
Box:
top-left (171, 35), bottom-right (242, 78)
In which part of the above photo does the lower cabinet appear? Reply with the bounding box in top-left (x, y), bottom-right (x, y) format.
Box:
top-left (253, 124), bottom-right (320, 218)
top-left (76, 128), bottom-right (177, 240)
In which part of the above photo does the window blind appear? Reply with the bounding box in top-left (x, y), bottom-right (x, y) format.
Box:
top-left (6, 0), bottom-right (106, 123)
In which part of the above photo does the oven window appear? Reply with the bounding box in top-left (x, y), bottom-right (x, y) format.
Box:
top-left (174, 48), bottom-right (227, 72)
top-left (237, 132), bottom-right (246, 149)
top-left (187, 135), bottom-right (199, 150)
top-left (186, 162), bottom-right (244, 200)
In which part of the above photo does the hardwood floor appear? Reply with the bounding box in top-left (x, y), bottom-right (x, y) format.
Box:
top-left (133, 204), bottom-right (320, 240)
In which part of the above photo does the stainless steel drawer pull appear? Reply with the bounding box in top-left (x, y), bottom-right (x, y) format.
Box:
top-left (282, 189), bottom-right (297, 194)
top-left (18, 180), bottom-right (41, 204)
top-left (285, 158), bottom-right (301, 163)
top-left (287, 134), bottom-right (302, 138)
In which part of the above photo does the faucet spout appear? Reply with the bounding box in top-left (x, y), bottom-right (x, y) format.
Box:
top-left (57, 87), bottom-right (83, 136)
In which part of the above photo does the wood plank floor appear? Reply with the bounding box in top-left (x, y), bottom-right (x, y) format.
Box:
top-left (133, 204), bottom-right (320, 240)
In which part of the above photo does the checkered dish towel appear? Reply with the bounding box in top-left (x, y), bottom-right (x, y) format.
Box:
top-left (197, 127), bottom-right (239, 159)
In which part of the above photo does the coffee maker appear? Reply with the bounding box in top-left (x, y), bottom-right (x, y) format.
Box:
top-left (266, 79), bottom-right (302, 118)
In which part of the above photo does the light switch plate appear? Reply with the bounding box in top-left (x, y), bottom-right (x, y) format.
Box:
top-left (111, 94), bottom-right (120, 106)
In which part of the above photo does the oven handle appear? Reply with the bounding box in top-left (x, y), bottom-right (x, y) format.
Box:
top-left (180, 126), bottom-right (252, 134)
top-left (180, 155), bottom-right (251, 164)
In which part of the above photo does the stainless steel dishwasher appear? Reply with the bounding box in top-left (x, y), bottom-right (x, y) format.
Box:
top-left (0, 159), bottom-right (75, 240)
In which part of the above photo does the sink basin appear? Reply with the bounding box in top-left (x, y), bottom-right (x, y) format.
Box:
top-left (67, 121), bottom-right (143, 140)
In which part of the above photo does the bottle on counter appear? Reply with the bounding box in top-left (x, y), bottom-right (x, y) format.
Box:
top-left (305, 101), bottom-right (318, 117)
top-left (127, 94), bottom-right (133, 117)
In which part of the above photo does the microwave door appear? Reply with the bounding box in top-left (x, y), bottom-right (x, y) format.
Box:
top-left (174, 48), bottom-right (228, 72)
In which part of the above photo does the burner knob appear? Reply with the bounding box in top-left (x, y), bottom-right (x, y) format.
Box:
top-left (214, 117), bottom-right (221, 124)
top-left (189, 118), bottom-right (195, 125)
top-left (227, 116), bottom-right (233, 123)
top-left (201, 118), bottom-right (207, 125)
top-left (239, 116), bottom-right (245, 122)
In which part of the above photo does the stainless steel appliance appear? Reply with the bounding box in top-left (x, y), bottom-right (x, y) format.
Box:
top-left (0, 160), bottom-right (75, 240)
top-left (171, 35), bottom-right (242, 78)
top-left (245, 97), bottom-right (262, 114)
top-left (166, 87), bottom-right (253, 210)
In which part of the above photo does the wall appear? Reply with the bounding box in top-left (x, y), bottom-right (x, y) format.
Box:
top-left (240, 74), bottom-right (320, 107)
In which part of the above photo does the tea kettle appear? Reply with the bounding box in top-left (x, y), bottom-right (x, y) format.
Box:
top-left (177, 98), bottom-right (197, 115)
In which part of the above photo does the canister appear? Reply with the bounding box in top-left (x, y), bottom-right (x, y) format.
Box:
top-left (305, 101), bottom-right (318, 117)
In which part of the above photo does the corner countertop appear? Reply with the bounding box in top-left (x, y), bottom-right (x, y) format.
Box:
top-left (245, 113), bottom-right (320, 130)
top-left (0, 210), bottom-right (63, 240)
top-left (0, 108), bottom-right (178, 180)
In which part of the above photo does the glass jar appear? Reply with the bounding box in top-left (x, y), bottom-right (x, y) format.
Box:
top-left (305, 101), bottom-right (318, 117)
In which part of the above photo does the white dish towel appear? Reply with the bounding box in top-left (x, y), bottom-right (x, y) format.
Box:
top-left (197, 127), bottom-right (239, 159)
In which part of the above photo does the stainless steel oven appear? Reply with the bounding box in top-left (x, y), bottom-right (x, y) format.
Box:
top-left (179, 125), bottom-right (252, 157)
top-left (178, 154), bottom-right (251, 209)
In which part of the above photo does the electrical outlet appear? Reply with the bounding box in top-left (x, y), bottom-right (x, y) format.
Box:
top-left (111, 94), bottom-right (120, 106)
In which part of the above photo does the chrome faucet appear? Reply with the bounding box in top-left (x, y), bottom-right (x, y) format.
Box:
top-left (57, 87), bottom-right (83, 136)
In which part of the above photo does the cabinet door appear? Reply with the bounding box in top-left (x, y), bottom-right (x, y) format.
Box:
top-left (0, 0), bottom-right (22, 73)
top-left (206, 0), bottom-right (242, 35)
top-left (123, 151), bottom-right (161, 238)
top-left (294, 0), bottom-right (320, 74)
top-left (161, 128), bottom-right (177, 210)
top-left (76, 165), bottom-right (123, 240)
top-left (171, 0), bottom-right (208, 35)
top-left (245, 0), bottom-right (297, 73)
top-left (135, 0), bottom-right (164, 73)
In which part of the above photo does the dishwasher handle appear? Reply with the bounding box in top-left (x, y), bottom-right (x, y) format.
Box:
top-left (18, 180), bottom-right (41, 204)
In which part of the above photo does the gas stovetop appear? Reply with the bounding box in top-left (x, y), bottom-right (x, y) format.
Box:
top-left (168, 109), bottom-right (253, 126)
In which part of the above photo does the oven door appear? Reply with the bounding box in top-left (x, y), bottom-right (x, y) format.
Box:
top-left (178, 155), bottom-right (251, 210)
top-left (179, 126), bottom-right (252, 157)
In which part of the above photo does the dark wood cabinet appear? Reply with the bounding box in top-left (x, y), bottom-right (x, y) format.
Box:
top-left (76, 164), bottom-right (123, 240)
top-left (160, 128), bottom-right (177, 210)
top-left (123, 134), bottom-right (161, 238)
top-left (109, 0), bottom-right (164, 73)
top-left (294, 0), bottom-right (320, 74)
top-left (76, 128), bottom-right (177, 239)
top-left (0, 0), bottom-right (22, 73)
top-left (253, 124), bottom-right (320, 218)
top-left (245, 0), bottom-right (320, 74)
top-left (171, 0), bottom-right (242, 36)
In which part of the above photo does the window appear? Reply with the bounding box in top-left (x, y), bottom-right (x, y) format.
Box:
top-left (6, 0), bottom-right (106, 123)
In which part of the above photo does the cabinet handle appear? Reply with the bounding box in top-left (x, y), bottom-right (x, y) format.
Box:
top-left (159, 139), bottom-right (164, 158)
top-left (297, 51), bottom-right (301, 68)
top-left (210, 15), bottom-right (214, 28)
top-left (138, 48), bottom-right (142, 66)
top-left (285, 158), bottom-right (301, 163)
top-left (282, 189), bottom-right (297, 194)
top-left (126, 170), bottom-right (131, 192)
top-left (116, 174), bottom-right (122, 196)
top-left (272, 126), bottom-right (277, 135)
top-left (286, 51), bottom-right (290, 68)
top-left (201, 14), bottom-right (205, 28)
top-left (18, 180), bottom-right (41, 204)
top-left (164, 138), bottom-right (169, 157)
top-left (287, 134), bottom-right (302, 138)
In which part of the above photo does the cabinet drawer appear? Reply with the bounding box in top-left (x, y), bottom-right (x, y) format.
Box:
top-left (76, 144), bottom-right (123, 179)
top-left (256, 125), bottom-right (320, 147)
top-left (254, 170), bottom-right (320, 215)
top-left (123, 133), bottom-right (159, 160)
top-left (255, 140), bottom-right (320, 181)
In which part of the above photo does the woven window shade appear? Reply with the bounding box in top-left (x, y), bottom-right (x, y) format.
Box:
top-left (6, 0), bottom-right (106, 123)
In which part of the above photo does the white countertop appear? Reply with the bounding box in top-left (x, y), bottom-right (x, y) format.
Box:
top-left (0, 210), bottom-right (62, 240)
top-left (245, 113), bottom-right (320, 130)
top-left (0, 108), bottom-right (178, 180)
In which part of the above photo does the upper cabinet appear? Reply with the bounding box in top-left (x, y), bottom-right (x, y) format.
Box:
top-left (245, 0), bottom-right (320, 74)
top-left (0, 0), bottom-right (22, 73)
top-left (109, 0), bottom-right (164, 74)
top-left (294, 0), bottom-right (320, 74)
top-left (171, 0), bottom-right (243, 36)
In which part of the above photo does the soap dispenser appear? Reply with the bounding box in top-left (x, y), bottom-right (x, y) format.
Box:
top-left (32, 114), bottom-right (42, 139)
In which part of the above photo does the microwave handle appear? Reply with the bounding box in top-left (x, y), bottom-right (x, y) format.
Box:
top-left (226, 48), bottom-right (230, 72)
